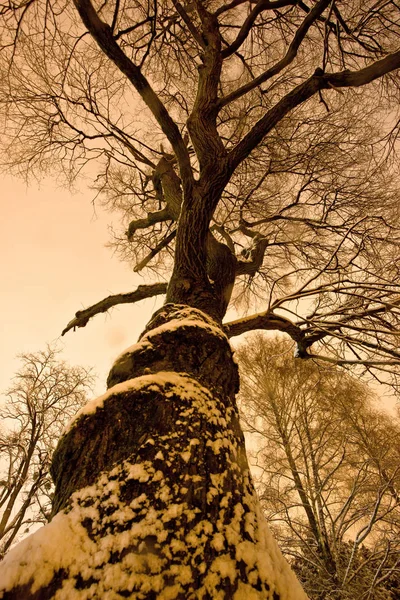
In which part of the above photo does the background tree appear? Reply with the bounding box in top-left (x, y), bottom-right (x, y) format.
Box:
top-left (237, 334), bottom-right (400, 599)
top-left (0, 346), bottom-right (93, 559)
top-left (0, 1), bottom-right (400, 598)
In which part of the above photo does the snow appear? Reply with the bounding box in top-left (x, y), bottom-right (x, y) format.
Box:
top-left (65, 307), bottom-right (230, 433)
top-left (0, 509), bottom-right (95, 596)
top-left (210, 555), bottom-right (237, 583)
top-left (0, 338), bottom-right (308, 599)
top-left (142, 315), bottom-right (228, 342)
top-left (180, 450), bottom-right (191, 463)
top-left (211, 532), bottom-right (226, 552)
top-left (234, 582), bottom-right (271, 600)
top-left (65, 371), bottom-right (214, 433)
top-left (207, 437), bottom-right (229, 454)
top-left (126, 462), bottom-right (152, 482)
top-left (111, 306), bottom-right (228, 367)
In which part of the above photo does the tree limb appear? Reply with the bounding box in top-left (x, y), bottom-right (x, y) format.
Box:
top-left (228, 73), bottom-right (323, 171)
top-left (133, 230), bottom-right (177, 272)
top-left (326, 50), bottom-right (400, 88)
top-left (72, 0), bottom-right (194, 185)
top-left (61, 283), bottom-right (168, 336)
top-left (171, 0), bottom-right (205, 49)
top-left (228, 49), bottom-right (400, 172)
top-left (225, 304), bottom-right (400, 369)
top-left (127, 209), bottom-right (171, 240)
top-left (225, 310), bottom-right (304, 342)
top-left (219, 0), bottom-right (332, 101)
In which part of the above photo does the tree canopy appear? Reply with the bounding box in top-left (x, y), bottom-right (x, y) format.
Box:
top-left (1, 0), bottom-right (400, 389)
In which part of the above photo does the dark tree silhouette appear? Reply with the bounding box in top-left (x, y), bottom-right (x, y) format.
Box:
top-left (0, 1), bottom-right (400, 597)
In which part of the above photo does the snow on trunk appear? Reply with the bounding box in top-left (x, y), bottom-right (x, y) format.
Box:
top-left (0, 305), bottom-right (308, 599)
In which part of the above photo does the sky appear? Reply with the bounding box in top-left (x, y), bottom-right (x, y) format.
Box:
top-left (0, 174), bottom-right (164, 398)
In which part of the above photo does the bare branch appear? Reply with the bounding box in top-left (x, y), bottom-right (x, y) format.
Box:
top-left (73, 0), bottom-right (194, 184)
top-left (220, 0), bottom-right (331, 78)
top-left (61, 283), bottom-right (168, 336)
top-left (225, 310), bottom-right (304, 343)
top-left (127, 209), bottom-right (171, 241)
top-left (221, 0), bottom-right (298, 59)
top-left (133, 230), bottom-right (177, 272)
top-left (306, 354), bottom-right (400, 368)
top-left (228, 49), bottom-right (400, 171)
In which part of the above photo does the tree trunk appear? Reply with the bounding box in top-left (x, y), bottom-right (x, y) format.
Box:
top-left (0, 305), bottom-right (307, 599)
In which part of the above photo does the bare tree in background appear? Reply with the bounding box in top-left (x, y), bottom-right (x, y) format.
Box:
top-left (0, 346), bottom-right (93, 558)
top-left (0, 0), bottom-right (400, 597)
top-left (237, 334), bottom-right (400, 599)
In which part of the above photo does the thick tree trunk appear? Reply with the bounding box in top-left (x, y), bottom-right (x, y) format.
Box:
top-left (0, 305), bottom-right (307, 599)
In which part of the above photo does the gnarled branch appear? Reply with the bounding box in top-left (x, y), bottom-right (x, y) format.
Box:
top-left (61, 283), bottom-right (168, 336)
top-left (127, 209), bottom-right (171, 240)
top-left (235, 229), bottom-right (269, 276)
top-left (225, 310), bottom-right (304, 342)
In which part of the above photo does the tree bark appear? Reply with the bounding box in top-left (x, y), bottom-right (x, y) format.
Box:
top-left (0, 305), bottom-right (307, 599)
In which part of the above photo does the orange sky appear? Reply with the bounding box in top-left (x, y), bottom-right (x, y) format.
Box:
top-left (0, 174), bottom-right (163, 396)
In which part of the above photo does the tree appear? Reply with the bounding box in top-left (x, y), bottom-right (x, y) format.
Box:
top-left (0, 346), bottom-right (93, 559)
top-left (236, 334), bottom-right (400, 599)
top-left (0, 0), bottom-right (400, 597)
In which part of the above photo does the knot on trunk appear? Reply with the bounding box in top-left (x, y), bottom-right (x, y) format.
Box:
top-left (206, 236), bottom-right (237, 314)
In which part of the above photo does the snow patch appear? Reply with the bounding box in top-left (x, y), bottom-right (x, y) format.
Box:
top-left (142, 315), bottom-right (228, 343)
top-left (0, 510), bottom-right (95, 595)
top-left (110, 307), bottom-right (229, 368)
top-left (64, 371), bottom-right (213, 433)
top-left (211, 555), bottom-right (237, 583)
